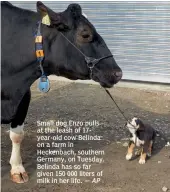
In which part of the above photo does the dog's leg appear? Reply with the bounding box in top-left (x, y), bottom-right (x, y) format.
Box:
top-left (135, 148), bottom-right (142, 156)
top-left (126, 141), bottom-right (135, 160)
top-left (147, 141), bottom-right (153, 157)
top-left (139, 141), bottom-right (150, 164)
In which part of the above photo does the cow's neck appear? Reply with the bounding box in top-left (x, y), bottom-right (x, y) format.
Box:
top-left (14, 17), bottom-right (52, 86)
top-left (16, 18), bottom-right (61, 86)
top-left (40, 24), bottom-right (63, 76)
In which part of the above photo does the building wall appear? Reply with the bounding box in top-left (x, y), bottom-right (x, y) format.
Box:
top-left (11, 1), bottom-right (170, 83)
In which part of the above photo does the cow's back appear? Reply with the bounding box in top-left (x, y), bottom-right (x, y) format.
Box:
top-left (2, 2), bottom-right (38, 71)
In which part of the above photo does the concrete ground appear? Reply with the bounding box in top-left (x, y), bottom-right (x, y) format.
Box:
top-left (49, 76), bottom-right (170, 92)
top-left (1, 80), bottom-right (170, 192)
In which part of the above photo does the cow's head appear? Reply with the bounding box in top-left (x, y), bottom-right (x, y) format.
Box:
top-left (37, 2), bottom-right (122, 88)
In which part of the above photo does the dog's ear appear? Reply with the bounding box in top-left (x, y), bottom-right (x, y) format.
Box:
top-left (135, 119), bottom-right (140, 126)
top-left (136, 119), bottom-right (145, 130)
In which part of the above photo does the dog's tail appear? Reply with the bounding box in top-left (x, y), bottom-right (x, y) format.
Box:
top-left (155, 130), bottom-right (170, 147)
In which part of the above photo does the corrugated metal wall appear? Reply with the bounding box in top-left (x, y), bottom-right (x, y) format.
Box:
top-left (11, 1), bottom-right (170, 83)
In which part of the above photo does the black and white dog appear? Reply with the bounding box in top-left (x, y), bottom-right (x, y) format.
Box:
top-left (125, 117), bottom-right (156, 164)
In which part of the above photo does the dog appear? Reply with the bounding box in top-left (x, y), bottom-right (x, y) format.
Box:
top-left (125, 117), bottom-right (156, 164)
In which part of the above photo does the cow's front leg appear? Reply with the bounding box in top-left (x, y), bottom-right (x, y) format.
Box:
top-left (10, 124), bottom-right (28, 183)
top-left (9, 90), bottom-right (31, 183)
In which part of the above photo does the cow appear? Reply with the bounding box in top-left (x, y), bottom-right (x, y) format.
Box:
top-left (1, 1), bottom-right (122, 183)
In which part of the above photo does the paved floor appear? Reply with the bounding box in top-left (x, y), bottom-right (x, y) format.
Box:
top-left (1, 81), bottom-right (170, 192)
top-left (49, 76), bottom-right (170, 92)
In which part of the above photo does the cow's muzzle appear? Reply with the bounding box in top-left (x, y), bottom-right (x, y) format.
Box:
top-left (113, 70), bottom-right (123, 83)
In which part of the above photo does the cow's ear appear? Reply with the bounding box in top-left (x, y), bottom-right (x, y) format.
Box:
top-left (37, 1), bottom-right (69, 31)
top-left (67, 4), bottom-right (82, 19)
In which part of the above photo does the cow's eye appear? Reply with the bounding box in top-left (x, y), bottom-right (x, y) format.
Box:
top-left (76, 26), bottom-right (93, 43)
top-left (81, 31), bottom-right (92, 41)
top-left (81, 33), bottom-right (92, 43)
top-left (82, 33), bottom-right (90, 39)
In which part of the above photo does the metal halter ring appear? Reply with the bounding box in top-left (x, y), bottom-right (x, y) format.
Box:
top-left (85, 55), bottom-right (113, 79)
top-left (60, 32), bottom-right (113, 79)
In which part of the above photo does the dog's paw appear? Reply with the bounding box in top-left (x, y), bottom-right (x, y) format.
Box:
top-left (126, 153), bottom-right (132, 160)
top-left (135, 150), bottom-right (141, 156)
top-left (147, 152), bottom-right (151, 157)
top-left (139, 158), bottom-right (146, 164)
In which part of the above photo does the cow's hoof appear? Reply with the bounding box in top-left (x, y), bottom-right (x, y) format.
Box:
top-left (11, 172), bottom-right (29, 183)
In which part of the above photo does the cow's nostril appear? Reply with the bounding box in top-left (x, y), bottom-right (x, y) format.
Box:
top-left (115, 71), bottom-right (123, 78)
top-left (108, 70), bottom-right (122, 84)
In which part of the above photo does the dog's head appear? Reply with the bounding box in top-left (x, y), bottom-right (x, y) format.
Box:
top-left (125, 117), bottom-right (144, 134)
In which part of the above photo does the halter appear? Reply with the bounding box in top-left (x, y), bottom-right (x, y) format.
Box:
top-left (59, 32), bottom-right (113, 79)
top-left (59, 32), bottom-right (137, 128)
top-left (55, 33), bottom-right (137, 129)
